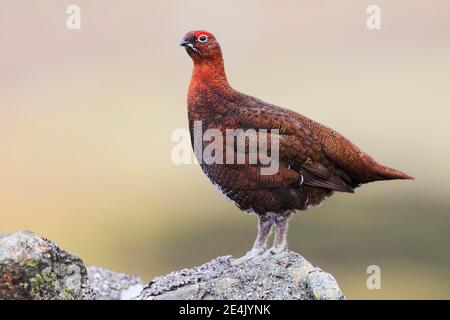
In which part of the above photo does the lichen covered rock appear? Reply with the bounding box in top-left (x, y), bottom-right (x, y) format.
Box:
top-left (0, 231), bottom-right (93, 300)
top-left (136, 250), bottom-right (345, 300)
top-left (0, 231), bottom-right (345, 300)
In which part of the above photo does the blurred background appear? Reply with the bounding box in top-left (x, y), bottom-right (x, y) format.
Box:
top-left (1, 0), bottom-right (449, 299)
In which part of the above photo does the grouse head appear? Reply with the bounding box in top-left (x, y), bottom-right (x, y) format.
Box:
top-left (180, 30), bottom-right (222, 63)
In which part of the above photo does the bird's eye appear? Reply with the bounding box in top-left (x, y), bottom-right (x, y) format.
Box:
top-left (197, 35), bottom-right (208, 43)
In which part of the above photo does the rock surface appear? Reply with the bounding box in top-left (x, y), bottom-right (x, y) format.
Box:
top-left (0, 231), bottom-right (345, 300)
top-left (137, 251), bottom-right (345, 300)
top-left (87, 266), bottom-right (144, 300)
top-left (0, 231), bottom-right (93, 300)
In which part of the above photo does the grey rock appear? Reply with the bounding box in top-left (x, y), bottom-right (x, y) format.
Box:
top-left (136, 250), bottom-right (345, 300)
top-left (0, 231), bottom-right (345, 300)
top-left (306, 268), bottom-right (345, 300)
top-left (0, 231), bottom-right (94, 300)
top-left (87, 266), bottom-right (144, 300)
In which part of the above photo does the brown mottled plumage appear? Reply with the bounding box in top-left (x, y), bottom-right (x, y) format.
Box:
top-left (180, 30), bottom-right (413, 258)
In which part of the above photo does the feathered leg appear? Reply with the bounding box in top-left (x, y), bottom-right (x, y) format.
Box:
top-left (251, 213), bottom-right (274, 253)
top-left (234, 213), bottom-right (274, 263)
top-left (271, 213), bottom-right (292, 253)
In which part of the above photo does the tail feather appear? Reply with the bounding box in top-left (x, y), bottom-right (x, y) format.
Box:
top-left (359, 154), bottom-right (414, 182)
top-left (373, 165), bottom-right (414, 181)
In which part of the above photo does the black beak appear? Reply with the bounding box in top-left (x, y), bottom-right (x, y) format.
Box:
top-left (179, 39), bottom-right (190, 47)
top-left (179, 38), bottom-right (198, 53)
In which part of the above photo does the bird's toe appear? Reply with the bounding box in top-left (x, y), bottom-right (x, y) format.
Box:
top-left (268, 245), bottom-right (288, 255)
top-left (232, 247), bottom-right (267, 265)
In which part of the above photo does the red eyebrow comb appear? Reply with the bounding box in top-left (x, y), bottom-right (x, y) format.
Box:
top-left (195, 31), bottom-right (211, 38)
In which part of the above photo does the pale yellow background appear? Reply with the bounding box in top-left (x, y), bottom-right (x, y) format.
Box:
top-left (1, 1), bottom-right (449, 299)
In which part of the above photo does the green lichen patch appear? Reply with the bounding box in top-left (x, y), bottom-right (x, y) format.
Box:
top-left (25, 259), bottom-right (40, 268)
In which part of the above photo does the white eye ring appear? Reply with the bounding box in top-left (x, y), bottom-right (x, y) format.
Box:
top-left (197, 35), bottom-right (208, 43)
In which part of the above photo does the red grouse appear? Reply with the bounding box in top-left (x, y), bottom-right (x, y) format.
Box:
top-left (180, 30), bottom-right (413, 258)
